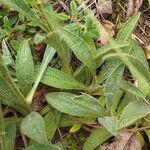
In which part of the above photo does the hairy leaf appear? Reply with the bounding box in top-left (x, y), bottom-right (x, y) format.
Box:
top-left (103, 53), bottom-right (150, 95)
top-left (44, 111), bottom-right (61, 141)
top-left (121, 81), bottom-right (145, 98)
top-left (98, 116), bottom-right (118, 135)
top-left (117, 101), bottom-right (150, 129)
top-left (2, 39), bottom-right (14, 66)
top-left (0, 61), bottom-right (29, 115)
top-left (105, 62), bottom-right (124, 106)
top-left (26, 45), bottom-right (56, 104)
top-left (83, 127), bottom-right (112, 150)
top-left (46, 92), bottom-right (104, 117)
top-left (37, 66), bottom-right (87, 90)
top-left (16, 40), bottom-right (34, 96)
top-left (21, 112), bottom-right (48, 143)
top-left (58, 27), bottom-right (96, 74)
top-left (117, 13), bottom-right (140, 41)
top-left (70, 0), bottom-right (78, 17)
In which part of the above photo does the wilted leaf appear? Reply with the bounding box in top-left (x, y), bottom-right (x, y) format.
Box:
top-left (21, 112), bottom-right (48, 143)
top-left (145, 45), bottom-right (150, 60)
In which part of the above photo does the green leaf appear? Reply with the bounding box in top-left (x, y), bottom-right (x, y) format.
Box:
top-left (83, 127), bottom-right (112, 150)
top-left (0, 103), bottom-right (6, 150)
top-left (26, 45), bottom-right (56, 104)
top-left (58, 27), bottom-right (96, 74)
top-left (83, 33), bottom-right (96, 52)
top-left (121, 81), bottom-right (145, 98)
top-left (70, 0), bottom-right (78, 17)
top-left (25, 144), bottom-right (62, 150)
top-left (1, 39), bottom-right (14, 66)
top-left (59, 115), bottom-right (95, 127)
top-left (16, 40), bottom-right (34, 96)
top-left (117, 101), bottom-right (150, 129)
top-left (4, 117), bottom-right (22, 126)
top-left (5, 123), bottom-right (16, 150)
top-left (117, 13), bottom-right (140, 41)
top-left (0, 62), bottom-right (29, 115)
top-left (21, 112), bottom-right (48, 143)
top-left (105, 62), bottom-right (124, 106)
top-left (34, 34), bottom-right (45, 45)
top-left (46, 92), bottom-right (105, 117)
top-left (46, 34), bottom-right (71, 74)
top-left (117, 92), bottom-right (136, 113)
top-left (98, 117), bottom-right (118, 135)
top-left (130, 39), bottom-right (149, 70)
top-left (44, 111), bottom-right (61, 141)
top-left (57, 13), bottom-right (70, 21)
top-left (145, 129), bottom-right (150, 142)
top-left (103, 53), bottom-right (150, 95)
top-left (37, 66), bottom-right (87, 90)
top-left (0, 0), bottom-right (49, 32)
top-left (94, 42), bottom-right (129, 60)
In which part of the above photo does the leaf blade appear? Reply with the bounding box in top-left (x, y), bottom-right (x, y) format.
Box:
top-left (25, 144), bottom-right (62, 150)
top-left (16, 40), bottom-right (34, 96)
top-left (37, 66), bottom-right (87, 90)
top-left (21, 112), bottom-right (48, 143)
top-left (117, 101), bottom-right (150, 129)
top-left (46, 92), bottom-right (104, 117)
top-left (83, 127), bottom-right (112, 150)
top-left (117, 13), bottom-right (140, 41)
top-left (58, 27), bottom-right (96, 74)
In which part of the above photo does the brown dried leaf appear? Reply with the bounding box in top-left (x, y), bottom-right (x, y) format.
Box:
top-left (145, 45), bottom-right (150, 59)
top-left (96, 20), bottom-right (115, 46)
top-left (97, 0), bottom-right (113, 14)
top-left (99, 130), bottom-right (141, 150)
top-left (126, 0), bottom-right (143, 18)
top-left (102, 20), bottom-right (115, 36)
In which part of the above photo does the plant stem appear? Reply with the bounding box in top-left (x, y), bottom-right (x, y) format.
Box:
top-left (38, 3), bottom-right (71, 75)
